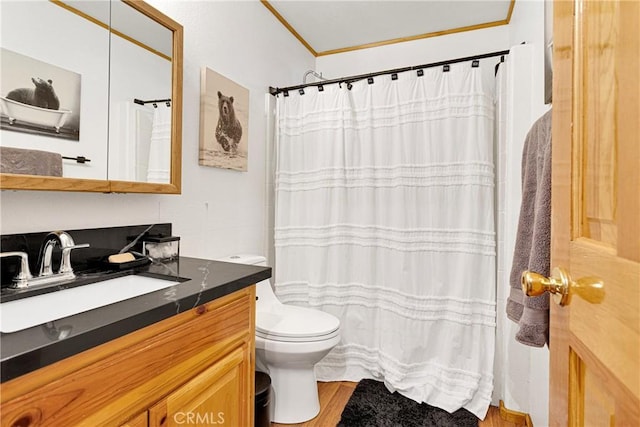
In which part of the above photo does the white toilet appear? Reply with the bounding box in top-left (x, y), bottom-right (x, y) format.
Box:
top-left (218, 255), bottom-right (340, 424)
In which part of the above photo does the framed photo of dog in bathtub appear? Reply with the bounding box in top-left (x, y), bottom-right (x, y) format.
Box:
top-left (199, 67), bottom-right (249, 172)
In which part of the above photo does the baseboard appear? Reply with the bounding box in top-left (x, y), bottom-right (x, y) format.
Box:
top-left (499, 400), bottom-right (534, 427)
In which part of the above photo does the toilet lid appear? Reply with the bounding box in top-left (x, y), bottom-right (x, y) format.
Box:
top-left (256, 305), bottom-right (340, 340)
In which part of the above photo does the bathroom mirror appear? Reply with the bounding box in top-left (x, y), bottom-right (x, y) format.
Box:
top-left (0, 0), bottom-right (183, 193)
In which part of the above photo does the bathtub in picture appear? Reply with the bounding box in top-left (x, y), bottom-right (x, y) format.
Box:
top-left (0, 97), bottom-right (71, 133)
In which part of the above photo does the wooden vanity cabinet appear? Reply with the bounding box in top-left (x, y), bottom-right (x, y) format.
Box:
top-left (0, 286), bottom-right (256, 427)
top-left (120, 412), bottom-right (148, 427)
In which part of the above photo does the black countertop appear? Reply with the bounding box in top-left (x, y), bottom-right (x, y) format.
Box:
top-left (0, 256), bottom-right (271, 382)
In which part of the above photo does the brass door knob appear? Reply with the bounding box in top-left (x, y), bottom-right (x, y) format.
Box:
top-left (521, 267), bottom-right (605, 306)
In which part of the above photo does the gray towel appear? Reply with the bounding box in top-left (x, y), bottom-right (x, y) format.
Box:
top-left (506, 109), bottom-right (552, 347)
top-left (0, 146), bottom-right (62, 177)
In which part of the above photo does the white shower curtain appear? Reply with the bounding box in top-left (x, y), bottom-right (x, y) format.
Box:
top-left (274, 64), bottom-right (496, 418)
top-left (146, 106), bottom-right (172, 183)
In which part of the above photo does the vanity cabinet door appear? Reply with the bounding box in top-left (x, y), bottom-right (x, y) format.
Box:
top-left (120, 412), bottom-right (148, 427)
top-left (148, 343), bottom-right (253, 427)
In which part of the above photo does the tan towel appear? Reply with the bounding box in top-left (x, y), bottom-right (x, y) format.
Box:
top-left (506, 109), bottom-right (552, 347)
top-left (0, 146), bottom-right (62, 177)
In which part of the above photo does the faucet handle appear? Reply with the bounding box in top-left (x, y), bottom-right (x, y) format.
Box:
top-left (59, 243), bottom-right (90, 274)
top-left (0, 251), bottom-right (33, 288)
top-left (67, 243), bottom-right (90, 250)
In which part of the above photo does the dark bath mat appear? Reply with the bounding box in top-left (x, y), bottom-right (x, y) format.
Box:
top-left (338, 379), bottom-right (479, 427)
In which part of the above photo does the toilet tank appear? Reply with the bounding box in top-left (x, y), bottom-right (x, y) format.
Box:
top-left (215, 255), bottom-right (279, 307)
top-left (216, 254), bottom-right (267, 267)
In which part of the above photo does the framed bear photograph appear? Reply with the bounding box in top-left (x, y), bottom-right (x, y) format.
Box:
top-left (199, 67), bottom-right (249, 172)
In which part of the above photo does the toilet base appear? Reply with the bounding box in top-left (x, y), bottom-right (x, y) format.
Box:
top-left (270, 366), bottom-right (320, 424)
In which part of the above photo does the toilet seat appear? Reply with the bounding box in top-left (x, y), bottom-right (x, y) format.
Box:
top-left (256, 305), bottom-right (340, 342)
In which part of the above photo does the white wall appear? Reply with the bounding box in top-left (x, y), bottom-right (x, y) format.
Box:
top-left (0, 0), bottom-right (315, 263)
top-left (501, 2), bottom-right (550, 427)
top-left (316, 25), bottom-right (510, 80)
top-left (509, 0), bottom-right (548, 115)
top-left (496, 44), bottom-right (551, 427)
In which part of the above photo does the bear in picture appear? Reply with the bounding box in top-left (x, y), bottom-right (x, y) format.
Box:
top-left (6, 77), bottom-right (60, 110)
top-left (215, 91), bottom-right (242, 155)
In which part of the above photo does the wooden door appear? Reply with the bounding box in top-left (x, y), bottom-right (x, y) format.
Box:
top-left (148, 344), bottom-right (253, 427)
top-left (550, 0), bottom-right (640, 425)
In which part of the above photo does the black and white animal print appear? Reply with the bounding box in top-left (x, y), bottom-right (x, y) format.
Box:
top-left (215, 91), bottom-right (242, 154)
top-left (6, 77), bottom-right (60, 110)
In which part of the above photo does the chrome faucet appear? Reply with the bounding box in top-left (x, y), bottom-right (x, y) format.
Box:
top-left (38, 231), bottom-right (88, 277)
top-left (1, 231), bottom-right (89, 289)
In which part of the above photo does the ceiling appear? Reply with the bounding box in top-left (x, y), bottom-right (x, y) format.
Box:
top-left (263, 0), bottom-right (515, 57)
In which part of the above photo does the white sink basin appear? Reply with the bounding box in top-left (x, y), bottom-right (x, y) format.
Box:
top-left (0, 275), bottom-right (180, 333)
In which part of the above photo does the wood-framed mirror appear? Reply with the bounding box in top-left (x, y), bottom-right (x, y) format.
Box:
top-left (0, 0), bottom-right (182, 194)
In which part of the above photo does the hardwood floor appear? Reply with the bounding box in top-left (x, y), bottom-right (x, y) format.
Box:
top-left (271, 381), bottom-right (526, 427)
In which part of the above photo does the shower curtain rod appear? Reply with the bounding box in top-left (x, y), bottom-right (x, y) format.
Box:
top-left (134, 98), bottom-right (171, 107)
top-left (269, 49), bottom-right (510, 96)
